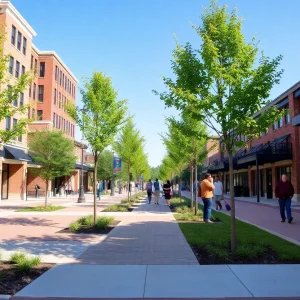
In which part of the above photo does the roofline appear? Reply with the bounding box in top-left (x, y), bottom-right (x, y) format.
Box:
top-left (253, 81), bottom-right (300, 118)
top-left (32, 44), bottom-right (79, 83)
top-left (0, 1), bottom-right (37, 37)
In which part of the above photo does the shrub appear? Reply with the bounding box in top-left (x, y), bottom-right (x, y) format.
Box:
top-left (96, 216), bottom-right (114, 229)
top-left (103, 205), bottom-right (129, 212)
top-left (10, 252), bottom-right (26, 263)
top-left (235, 243), bottom-right (267, 260)
top-left (10, 253), bottom-right (41, 274)
top-left (78, 215), bottom-right (94, 227)
top-left (69, 221), bottom-right (80, 232)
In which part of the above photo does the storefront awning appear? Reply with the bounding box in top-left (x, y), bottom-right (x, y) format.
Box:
top-left (4, 145), bottom-right (32, 162)
top-left (75, 163), bottom-right (94, 172)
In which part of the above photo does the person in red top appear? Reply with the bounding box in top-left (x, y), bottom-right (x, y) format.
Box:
top-left (275, 174), bottom-right (294, 223)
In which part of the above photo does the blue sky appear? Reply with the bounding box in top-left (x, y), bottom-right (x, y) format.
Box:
top-left (11, 0), bottom-right (300, 167)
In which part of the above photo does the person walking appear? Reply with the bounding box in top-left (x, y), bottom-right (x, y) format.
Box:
top-left (34, 182), bottom-right (40, 198)
top-left (200, 173), bottom-right (215, 223)
top-left (146, 179), bottom-right (153, 204)
top-left (275, 174), bottom-right (294, 223)
top-left (214, 176), bottom-right (223, 210)
top-left (153, 178), bottom-right (160, 205)
top-left (163, 180), bottom-right (172, 207)
top-left (96, 180), bottom-right (100, 201)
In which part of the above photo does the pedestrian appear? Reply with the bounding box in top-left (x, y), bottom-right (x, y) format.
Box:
top-left (146, 179), bottom-right (153, 204)
top-left (200, 173), bottom-right (215, 223)
top-left (163, 180), bottom-right (172, 207)
top-left (96, 180), bottom-right (100, 200)
top-left (153, 178), bottom-right (160, 205)
top-left (214, 176), bottom-right (223, 210)
top-left (34, 182), bottom-right (40, 198)
top-left (275, 174), bottom-right (294, 223)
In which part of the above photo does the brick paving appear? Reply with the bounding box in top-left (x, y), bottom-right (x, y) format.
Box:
top-left (77, 200), bottom-right (198, 265)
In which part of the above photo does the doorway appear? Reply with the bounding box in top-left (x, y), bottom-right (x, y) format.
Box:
top-left (1, 164), bottom-right (9, 199)
top-left (266, 168), bottom-right (273, 199)
top-left (260, 170), bottom-right (264, 197)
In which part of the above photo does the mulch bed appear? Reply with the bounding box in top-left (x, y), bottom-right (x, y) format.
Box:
top-left (191, 245), bottom-right (300, 265)
top-left (58, 221), bottom-right (121, 234)
top-left (0, 263), bottom-right (53, 295)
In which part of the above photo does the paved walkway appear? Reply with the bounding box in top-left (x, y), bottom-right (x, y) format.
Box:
top-left (77, 200), bottom-right (198, 265)
top-left (183, 191), bottom-right (300, 245)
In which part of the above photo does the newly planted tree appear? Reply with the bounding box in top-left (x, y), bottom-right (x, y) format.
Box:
top-left (156, 1), bottom-right (284, 250)
top-left (28, 130), bottom-right (77, 207)
top-left (67, 72), bottom-right (127, 224)
top-left (114, 118), bottom-right (144, 204)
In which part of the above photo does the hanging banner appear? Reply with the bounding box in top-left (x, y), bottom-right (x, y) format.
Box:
top-left (113, 157), bottom-right (122, 172)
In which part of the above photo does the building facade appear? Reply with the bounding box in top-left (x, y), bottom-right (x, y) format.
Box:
top-left (203, 82), bottom-right (300, 202)
top-left (0, 1), bottom-right (91, 200)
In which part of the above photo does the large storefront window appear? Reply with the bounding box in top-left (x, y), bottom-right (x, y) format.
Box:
top-left (276, 166), bottom-right (292, 183)
top-left (234, 172), bottom-right (249, 187)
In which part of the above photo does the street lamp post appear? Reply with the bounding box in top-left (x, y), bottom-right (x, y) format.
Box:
top-left (110, 151), bottom-right (115, 196)
top-left (78, 143), bottom-right (86, 203)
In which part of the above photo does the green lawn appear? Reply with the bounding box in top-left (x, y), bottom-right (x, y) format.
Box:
top-left (172, 196), bottom-right (300, 263)
top-left (103, 204), bottom-right (131, 212)
top-left (16, 205), bottom-right (64, 212)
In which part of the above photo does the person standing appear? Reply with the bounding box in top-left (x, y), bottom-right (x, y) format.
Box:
top-left (146, 179), bottom-right (153, 204)
top-left (96, 180), bottom-right (100, 200)
top-left (214, 176), bottom-right (223, 210)
top-left (275, 174), bottom-right (294, 223)
top-left (163, 180), bottom-right (172, 207)
top-left (200, 173), bottom-right (215, 223)
top-left (153, 178), bottom-right (160, 205)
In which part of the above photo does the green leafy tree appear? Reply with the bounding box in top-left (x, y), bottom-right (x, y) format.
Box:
top-left (28, 130), bottom-right (77, 207)
top-left (97, 150), bottom-right (113, 191)
top-left (0, 31), bottom-right (34, 143)
top-left (114, 118), bottom-right (144, 204)
top-left (156, 0), bottom-right (284, 251)
top-left (150, 166), bottom-right (160, 180)
top-left (67, 72), bottom-right (127, 224)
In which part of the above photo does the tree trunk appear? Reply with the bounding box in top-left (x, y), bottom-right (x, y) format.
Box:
top-left (228, 152), bottom-right (237, 252)
top-left (194, 160), bottom-right (198, 216)
top-left (93, 153), bottom-right (98, 225)
top-left (45, 180), bottom-right (48, 208)
top-left (190, 166), bottom-right (194, 209)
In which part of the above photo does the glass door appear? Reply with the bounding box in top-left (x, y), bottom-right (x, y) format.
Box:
top-left (1, 164), bottom-right (9, 199)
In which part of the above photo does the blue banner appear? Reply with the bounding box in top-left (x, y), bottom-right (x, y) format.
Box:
top-left (113, 157), bottom-right (122, 172)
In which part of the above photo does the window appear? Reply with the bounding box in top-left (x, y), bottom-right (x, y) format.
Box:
top-left (285, 105), bottom-right (290, 124)
top-left (31, 55), bottom-right (33, 69)
top-left (62, 73), bottom-right (65, 89)
top-left (21, 65), bottom-right (25, 75)
top-left (60, 70), bottom-right (62, 86)
top-left (29, 84), bottom-right (32, 98)
top-left (278, 117), bottom-right (283, 128)
top-left (11, 25), bottom-right (16, 45)
top-left (13, 92), bottom-right (18, 106)
top-left (15, 61), bottom-right (20, 78)
top-left (9, 56), bottom-right (14, 74)
top-left (34, 59), bottom-right (37, 70)
top-left (65, 75), bottom-right (67, 90)
top-left (37, 110), bottom-right (43, 120)
top-left (59, 92), bottom-right (61, 109)
top-left (22, 37), bottom-right (27, 55)
top-left (19, 92), bottom-right (24, 106)
top-left (32, 108), bottom-right (35, 119)
top-left (276, 166), bottom-right (292, 183)
top-left (53, 113), bottom-right (56, 127)
top-left (273, 121), bottom-right (278, 131)
top-left (13, 118), bottom-right (17, 128)
top-left (56, 114), bottom-right (59, 129)
top-left (33, 83), bottom-right (36, 100)
top-left (63, 118), bottom-right (65, 131)
top-left (17, 31), bottom-right (22, 50)
top-left (39, 62), bottom-right (45, 77)
top-left (38, 85), bottom-right (44, 102)
top-left (5, 117), bottom-right (11, 130)
top-left (28, 108), bottom-right (30, 118)
top-left (18, 135), bottom-right (22, 142)
top-left (63, 96), bottom-right (66, 111)
top-left (55, 66), bottom-right (58, 81)
top-left (54, 88), bottom-right (57, 105)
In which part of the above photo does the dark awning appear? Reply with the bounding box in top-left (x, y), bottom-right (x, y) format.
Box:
top-left (75, 163), bottom-right (94, 172)
top-left (273, 134), bottom-right (290, 144)
top-left (277, 98), bottom-right (289, 109)
top-left (4, 145), bottom-right (32, 162)
top-left (292, 114), bottom-right (300, 126)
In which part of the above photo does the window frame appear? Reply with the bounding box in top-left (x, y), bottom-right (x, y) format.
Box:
top-left (5, 117), bottom-right (11, 130)
top-left (19, 92), bottom-right (24, 106)
top-left (9, 56), bottom-right (14, 74)
top-left (11, 25), bottom-right (16, 45)
top-left (39, 62), bottom-right (45, 77)
top-left (17, 31), bottom-right (22, 51)
top-left (38, 85), bottom-right (44, 102)
top-left (33, 83), bottom-right (36, 100)
top-left (37, 110), bottom-right (43, 120)
top-left (15, 60), bottom-right (20, 78)
top-left (22, 37), bottom-right (27, 55)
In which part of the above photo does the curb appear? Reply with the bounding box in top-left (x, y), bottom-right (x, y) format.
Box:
top-left (0, 295), bottom-right (11, 300)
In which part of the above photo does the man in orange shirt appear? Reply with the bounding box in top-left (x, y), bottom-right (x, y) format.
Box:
top-left (200, 173), bottom-right (215, 223)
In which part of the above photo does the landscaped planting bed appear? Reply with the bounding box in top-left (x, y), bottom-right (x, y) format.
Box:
top-left (0, 252), bottom-right (53, 295)
top-left (16, 205), bottom-right (65, 212)
top-left (172, 196), bottom-right (300, 264)
top-left (59, 215), bottom-right (120, 234)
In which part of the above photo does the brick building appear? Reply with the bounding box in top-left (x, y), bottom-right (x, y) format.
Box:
top-left (0, 1), bottom-right (91, 200)
top-left (203, 81), bottom-right (300, 203)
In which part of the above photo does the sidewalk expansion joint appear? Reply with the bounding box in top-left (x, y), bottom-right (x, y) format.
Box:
top-left (143, 264), bottom-right (148, 298)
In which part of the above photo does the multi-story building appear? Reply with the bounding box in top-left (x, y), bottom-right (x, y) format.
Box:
top-left (203, 81), bottom-right (300, 202)
top-left (0, 1), bottom-right (91, 200)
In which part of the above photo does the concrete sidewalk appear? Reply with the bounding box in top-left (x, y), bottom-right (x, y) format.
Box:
top-left (12, 264), bottom-right (300, 298)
